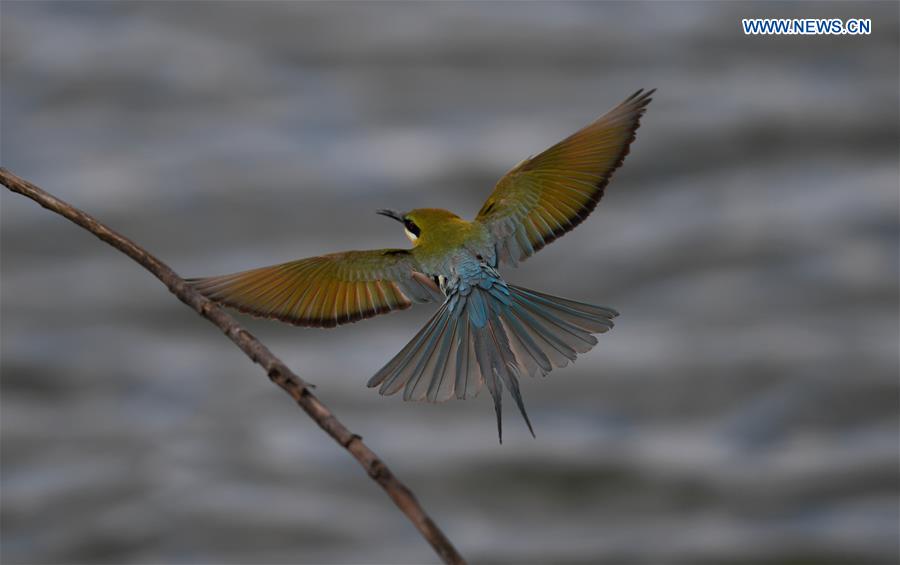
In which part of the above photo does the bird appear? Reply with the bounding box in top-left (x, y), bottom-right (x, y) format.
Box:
top-left (189, 89), bottom-right (654, 442)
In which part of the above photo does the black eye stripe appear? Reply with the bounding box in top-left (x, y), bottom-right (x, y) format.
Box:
top-left (403, 219), bottom-right (421, 237)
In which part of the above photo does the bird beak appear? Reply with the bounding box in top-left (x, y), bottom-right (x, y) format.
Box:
top-left (376, 209), bottom-right (404, 223)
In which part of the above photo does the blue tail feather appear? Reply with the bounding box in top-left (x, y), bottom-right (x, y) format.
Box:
top-left (367, 273), bottom-right (618, 441)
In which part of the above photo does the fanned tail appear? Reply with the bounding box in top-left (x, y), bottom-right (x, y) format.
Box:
top-left (367, 280), bottom-right (618, 442)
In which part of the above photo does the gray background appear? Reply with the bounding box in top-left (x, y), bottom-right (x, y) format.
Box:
top-left (2, 1), bottom-right (898, 564)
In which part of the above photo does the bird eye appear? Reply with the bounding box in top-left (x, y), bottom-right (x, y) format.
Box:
top-left (403, 219), bottom-right (421, 237)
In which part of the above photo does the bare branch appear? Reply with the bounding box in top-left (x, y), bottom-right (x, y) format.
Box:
top-left (1, 167), bottom-right (465, 565)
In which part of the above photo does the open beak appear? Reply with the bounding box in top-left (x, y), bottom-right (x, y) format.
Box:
top-left (376, 209), bottom-right (404, 223)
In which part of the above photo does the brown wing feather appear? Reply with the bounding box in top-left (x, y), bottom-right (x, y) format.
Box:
top-left (476, 89), bottom-right (654, 265)
top-left (188, 249), bottom-right (440, 328)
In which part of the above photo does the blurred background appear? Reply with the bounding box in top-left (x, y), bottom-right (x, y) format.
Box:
top-left (2, 2), bottom-right (898, 564)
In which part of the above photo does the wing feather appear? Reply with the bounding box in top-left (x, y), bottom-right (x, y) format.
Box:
top-left (476, 89), bottom-right (654, 265)
top-left (188, 249), bottom-right (441, 328)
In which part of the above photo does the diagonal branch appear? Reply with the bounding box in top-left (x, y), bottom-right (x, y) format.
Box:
top-left (0, 167), bottom-right (465, 565)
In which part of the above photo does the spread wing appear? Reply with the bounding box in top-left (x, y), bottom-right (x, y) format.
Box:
top-left (475, 89), bottom-right (654, 266)
top-left (188, 249), bottom-right (441, 328)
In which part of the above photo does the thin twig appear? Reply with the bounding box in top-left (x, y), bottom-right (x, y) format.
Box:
top-left (1, 168), bottom-right (465, 565)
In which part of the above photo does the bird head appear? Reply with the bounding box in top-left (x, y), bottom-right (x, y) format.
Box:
top-left (377, 208), bottom-right (462, 245)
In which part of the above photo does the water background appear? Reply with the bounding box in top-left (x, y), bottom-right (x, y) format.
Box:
top-left (2, 2), bottom-right (898, 563)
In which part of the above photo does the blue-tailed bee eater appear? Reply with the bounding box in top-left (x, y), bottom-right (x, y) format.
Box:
top-left (190, 89), bottom-right (654, 441)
